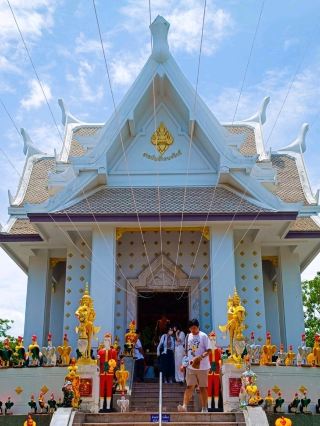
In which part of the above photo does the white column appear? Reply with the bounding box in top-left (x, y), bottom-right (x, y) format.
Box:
top-left (90, 225), bottom-right (116, 342)
top-left (24, 250), bottom-right (50, 346)
top-left (210, 225), bottom-right (236, 346)
top-left (279, 246), bottom-right (305, 349)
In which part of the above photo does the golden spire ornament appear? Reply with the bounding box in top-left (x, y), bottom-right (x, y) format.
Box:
top-left (75, 283), bottom-right (100, 365)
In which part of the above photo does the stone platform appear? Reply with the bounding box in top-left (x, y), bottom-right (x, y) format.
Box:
top-left (0, 367), bottom-right (67, 414)
top-left (222, 363), bottom-right (320, 413)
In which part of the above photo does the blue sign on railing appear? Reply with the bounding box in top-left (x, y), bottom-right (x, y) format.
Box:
top-left (150, 414), bottom-right (171, 422)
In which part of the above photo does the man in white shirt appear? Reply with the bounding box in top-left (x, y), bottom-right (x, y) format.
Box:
top-left (134, 330), bottom-right (145, 382)
top-left (178, 319), bottom-right (211, 413)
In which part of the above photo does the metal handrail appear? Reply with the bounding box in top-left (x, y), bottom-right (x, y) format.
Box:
top-left (159, 371), bottom-right (163, 426)
top-left (128, 356), bottom-right (135, 395)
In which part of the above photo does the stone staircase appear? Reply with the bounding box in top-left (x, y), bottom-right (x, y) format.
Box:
top-left (73, 412), bottom-right (246, 426)
top-left (131, 382), bottom-right (197, 412)
top-left (73, 382), bottom-right (246, 425)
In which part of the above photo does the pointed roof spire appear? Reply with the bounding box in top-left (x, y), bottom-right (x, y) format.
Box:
top-left (21, 128), bottom-right (42, 157)
top-left (243, 97), bottom-right (270, 124)
top-left (150, 15), bottom-right (170, 63)
top-left (278, 123), bottom-right (309, 154)
top-left (58, 98), bottom-right (81, 126)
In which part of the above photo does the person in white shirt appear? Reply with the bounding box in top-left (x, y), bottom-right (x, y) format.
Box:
top-left (134, 330), bottom-right (145, 382)
top-left (173, 324), bottom-right (185, 384)
top-left (157, 326), bottom-right (175, 384)
top-left (178, 318), bottom-right (211, 413)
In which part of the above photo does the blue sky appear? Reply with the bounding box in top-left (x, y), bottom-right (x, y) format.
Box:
top-left (0, 0), bottom-right (319, 336)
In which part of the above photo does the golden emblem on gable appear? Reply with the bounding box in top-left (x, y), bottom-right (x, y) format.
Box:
top-left (151, 122), bottom-right (174, 155)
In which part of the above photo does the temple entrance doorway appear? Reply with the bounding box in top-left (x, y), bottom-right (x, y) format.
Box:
top-left (137, 291), bottom-right (189, 352)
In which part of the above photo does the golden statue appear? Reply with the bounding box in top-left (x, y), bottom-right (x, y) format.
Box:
top-left (124, 321), bottom-right (138, 356)
top-left (75, 283), bottom-right (100, 365)
top-left (285, 345), bottom-right (296, 366)
top-left (65, 359), bottom-right (81, 409)
top-left (307, 334), bottom-right (320, 366)
top-left (260, 332), bottom-right (277, 365)
top-left (24, 415), bottom-right (37, 426)
top-left (219, 288), bottom-right (246, 364)
top-left (115, 360), bottom-right (130, 392)
top-left (57, 333), bottom-right (72, 366)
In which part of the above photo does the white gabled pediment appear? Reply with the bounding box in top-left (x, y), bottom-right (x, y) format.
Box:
top-left (108, 102), bottom-right (217, 186)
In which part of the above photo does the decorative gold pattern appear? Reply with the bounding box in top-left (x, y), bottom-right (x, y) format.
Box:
top-left (66, 301), bottom-right (71, 306)
top-left (151, 122), bottom-right (174, 155)
top-left (65, 313), bottom-right (70, 318)
top-left (80, 276), bottom-right (85, 282)
top-left (116, 226), bottom-right (210, 240)
top-left (80, 264), bottom-right (86, 269)
top-left (255, 299), bottom-right (260, 304)
top-left (241, 286), bottom-right (247, 292)
top-left (67, 276), bottom-right (72, 282)
top-left (66, 288), bottom-right (71, 294)
top-left (241, 275), bottom-right (247, 280)
top-left (256, 312), bottom-right (261, 317)
top-left (254, 274), bottom-right (259, 280)
top-left (65, 326), bottom-right (70, 330)
top-left (254, 286), bottom-right (260, 292)
top-left (15, 386), bottom-right (23, 394)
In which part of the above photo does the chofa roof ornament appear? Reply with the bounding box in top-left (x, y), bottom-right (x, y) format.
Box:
top-left (242, 96), bottom-right (270, 125)
top-left (21, 128), bottom-right (43, 157)
top-left (278, 123), bottom-right (309, 154)
top-left (150, 15), bottom-right (171, 63)
top-left (58, 98), bottom-right (81, 126)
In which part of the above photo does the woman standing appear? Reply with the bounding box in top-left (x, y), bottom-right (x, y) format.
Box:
top-left (174, 324), bottom-right (185, 384)
top-left (157, 325), bottom-right (175, 383)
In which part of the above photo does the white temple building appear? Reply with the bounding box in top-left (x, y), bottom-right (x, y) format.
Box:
top-left (1, 16), bottom-right (320, 354)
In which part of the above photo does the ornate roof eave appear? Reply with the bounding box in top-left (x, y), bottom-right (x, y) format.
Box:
top-left (274, 123), bottom-right (318, 206)
top-left (228, 170), bottom-right (304, 212)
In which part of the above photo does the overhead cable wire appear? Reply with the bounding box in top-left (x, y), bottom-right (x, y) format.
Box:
top-left (92, 0), bottom-right (158, 289)
top-left (172, 0), bottom-right (207, 287)
top-left (232, 0), bottom-right (265, 123)
top-left (6, 0), bottom-right (151, 299)
top-left (0, 130), bottom-right (140, 299)
top-left (6, 0), bottom-right (65, 154)
top-left (265, 23), bottom-right (320, 149)
top-left (148, 0), bottom-right (165, 288)
top-left (0, 98), bottom-right (20, 136)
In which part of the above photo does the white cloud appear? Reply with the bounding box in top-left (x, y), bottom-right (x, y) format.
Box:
top-left (66, 61), bottom-right (104, 103)
top-left (119, 0), bottom-right (233, 56)
top-left (20, 78), bottom-right (52, 110)
top-left (75, 32), bottom-right (111, 56)
top-left (0, 0), bottom-right (55, 46)
top-left (110, 50), bottom-right (148, 88)
top-left (210, 62), bottom-right (320, 150)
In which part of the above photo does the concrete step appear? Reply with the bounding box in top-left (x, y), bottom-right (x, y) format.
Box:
top-left (73, 412), bottom-right (245, 425)
top-left (82, 423), bottom-right (246, 426)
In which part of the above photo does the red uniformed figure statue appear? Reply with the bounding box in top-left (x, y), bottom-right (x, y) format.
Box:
top-left (207, 331), bottom-right (221, 411)
top-left (98, 333), bottom-right (118, 411)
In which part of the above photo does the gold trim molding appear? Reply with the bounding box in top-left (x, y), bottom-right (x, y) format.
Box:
top-left (116, 227), bottom-right (210, 241)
